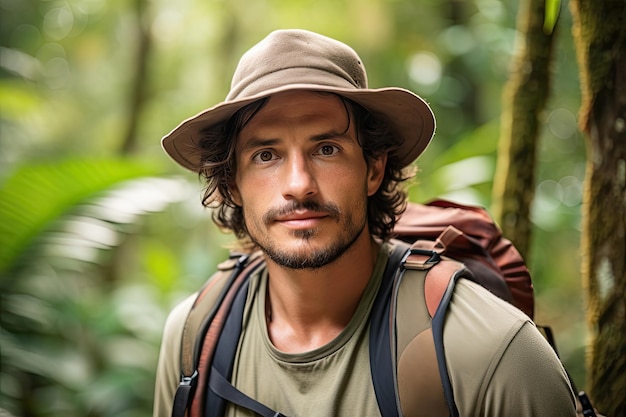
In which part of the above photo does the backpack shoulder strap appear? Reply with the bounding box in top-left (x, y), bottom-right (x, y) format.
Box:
top-left (172, 251), bottom-right (264, 417)
top-left (405, 230), bottom-right (475, 417)
top-left (206, 276), bottom-right (288, 417)
top-left (372, 237), bottom-right (473, 417)
top-left (368, 242), bottom-right (409, 417)
top-left (427, 260), bottom-right (471, 417)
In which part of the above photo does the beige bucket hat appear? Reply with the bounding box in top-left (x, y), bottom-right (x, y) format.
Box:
top-left (161, 29), bottom-right (436, 171)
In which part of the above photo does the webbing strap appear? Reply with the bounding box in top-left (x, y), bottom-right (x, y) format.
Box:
top-left (205, 276), bottom-right (251, 416)
top-left (194, 257), bottom-right (266, 417)
top-left (173, 256), bottom-right (250, 417)
top-left (184, 255), bottom-right (251, 377)
top-left (171, 372), bottom-right (196, 417)
top-left (174, 253), bottom-right (264, 417)
top-left (206, 271), bottom-right (289, 417)
top-left (430, 266), bottom-right (468, 417)
top-left (209, 368), bottom-right (287, 417)
top-left (368, 243), bottom-right (409, 417)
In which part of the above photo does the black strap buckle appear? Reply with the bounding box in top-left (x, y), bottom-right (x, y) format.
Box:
top-left (401, 247), bottom-right (441, 266)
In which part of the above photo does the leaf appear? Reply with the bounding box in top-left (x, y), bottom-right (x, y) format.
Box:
top-left (0, 157), bottom-right (160, 274)
top-left (544, 0), bottom-right (561, 35)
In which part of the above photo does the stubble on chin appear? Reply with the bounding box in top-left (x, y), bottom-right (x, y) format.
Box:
top-left (292, 227), bottom-right (317, 240)
top-left (255, 215), bottom-right (365, 270)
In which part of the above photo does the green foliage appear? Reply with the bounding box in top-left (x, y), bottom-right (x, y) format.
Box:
top-left (410, 121), bottom-right (500, 205)
top-left (0, 169), bottom-right (223, 416)
top-left (0, 158), bottom-right (159, 276)
top-left (0, 157), bottom-right (147, 415)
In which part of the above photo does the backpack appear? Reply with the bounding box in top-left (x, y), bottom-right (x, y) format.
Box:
top-left (170, 199), bottom-right (595, 417)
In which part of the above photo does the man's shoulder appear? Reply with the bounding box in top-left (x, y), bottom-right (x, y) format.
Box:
top-left (444, 278), bottom-right (533, 365)
top-left (160, 293), bottom-right (197, 353)
top-left (443, 280), bottom-right (576, 414)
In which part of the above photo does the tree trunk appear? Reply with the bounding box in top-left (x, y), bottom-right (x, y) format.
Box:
top-left (121, 0), bottom-right (152, 155)
top-left (570, 1), bottom-right (626, 415)
top-left (491, 0), bottom-right (557, 260)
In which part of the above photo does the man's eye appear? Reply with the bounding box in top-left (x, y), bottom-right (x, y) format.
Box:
top-left (254, 150), bottom-right (275, 162)
top-left (318, 145), bottom-right (339, 156)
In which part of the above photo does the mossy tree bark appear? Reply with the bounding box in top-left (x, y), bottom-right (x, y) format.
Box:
top-left (570, 1), bottom-right (626, 415)
top-left (491, 0), bottom-right (557, 260)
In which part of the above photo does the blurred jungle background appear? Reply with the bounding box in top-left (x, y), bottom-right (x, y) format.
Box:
top-left (0, 0), bottom-right (620, 416)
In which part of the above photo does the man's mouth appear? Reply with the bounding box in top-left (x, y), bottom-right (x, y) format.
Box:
top-left (274, 210), bottom-right (328, 229)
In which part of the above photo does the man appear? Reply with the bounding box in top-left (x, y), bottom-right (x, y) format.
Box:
top-left (154, 29), bottom-right (576, 416)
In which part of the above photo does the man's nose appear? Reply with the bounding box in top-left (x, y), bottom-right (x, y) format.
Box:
top-left (282, 153), bottom-right (318, 200)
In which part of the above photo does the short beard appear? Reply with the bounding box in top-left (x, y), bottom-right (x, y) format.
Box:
top-left (250, 200), bottom-right (367, 270)
top-left (260, 221), bottom-right (365, 270)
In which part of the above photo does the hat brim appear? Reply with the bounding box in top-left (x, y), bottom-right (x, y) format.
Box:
top-left (161, 84), bottom-right (435, 171)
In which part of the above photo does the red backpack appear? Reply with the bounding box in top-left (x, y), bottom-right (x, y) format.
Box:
top-left (170, 200), bottom-right (593, 417)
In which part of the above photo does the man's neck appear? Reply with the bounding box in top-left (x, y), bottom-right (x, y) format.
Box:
top-left (264, 233), bottom-right (380, 353)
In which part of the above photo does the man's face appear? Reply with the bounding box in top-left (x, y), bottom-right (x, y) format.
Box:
top-left (231, 90), bottom-right (386, 269)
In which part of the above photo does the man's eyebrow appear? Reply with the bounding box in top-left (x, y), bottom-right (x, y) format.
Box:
top-left (238, 137), bottom-right (281, 154)
top-left (310, 129), bottom-right (353, 142)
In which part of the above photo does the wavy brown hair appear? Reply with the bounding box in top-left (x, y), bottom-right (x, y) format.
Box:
top-left (196, 93), bottom-right (415, 249)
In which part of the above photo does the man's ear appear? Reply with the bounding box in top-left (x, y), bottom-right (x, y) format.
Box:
top-left (367, 152), bottom-right (387, 197)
